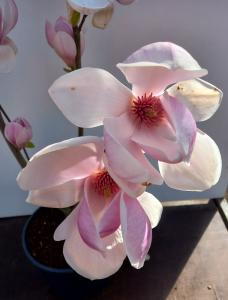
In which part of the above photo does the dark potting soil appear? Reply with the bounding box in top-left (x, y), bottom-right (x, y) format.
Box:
top-left (26, 207), bottom-right (69, 269)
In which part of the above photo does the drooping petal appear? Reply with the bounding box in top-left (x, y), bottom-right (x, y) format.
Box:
top-left (167, 78), bottom-right (223, 122)
top-left (98, 191), bottom-right (121, 238)
top-left (2, 0), bottom-right (18, 37)
top-left (49, 68), bottom-right (132, 128)
top-left (67, 0), bottom-right (111, 15)
top-left (55, 16), bottom-right (73, 37)
top-left (54, 206), bottom-right (78, 241)
top-left (17, 136), bottom-right (103, 191)
top-left (0, 41), bottom-right (16, 73)
top-left (120, 192), bottom-right (152, 269)
top-left (104, 113), bottom-right (163, 185)
top-left (63, 226), bottom-right (126, 280)
top-left (159, 130), bottom-right (222, 191)
top-left (26, 179), bottom-right (84, 208)
top-left (92, 4), bottom-right (114, 29)
top-left (117, 42), bottom-right (207, 96)
top-left (45, 21), bottom-right (56, 48)
top-left (52, 31), bottom-right (76, 67)
top-left (137, 192), bottom-right (163, 228)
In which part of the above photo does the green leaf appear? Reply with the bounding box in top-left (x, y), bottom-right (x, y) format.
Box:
top-left (25, 141), bottom-right (35, 148)
top-left (71, 11), bottom-right (80, 26)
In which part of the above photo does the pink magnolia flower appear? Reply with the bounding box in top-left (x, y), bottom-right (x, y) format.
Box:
top-left (17, 136), bottom-right (163, 280)
top-left (49, 42), bottom-right (222, 191)
top-left (67, 0), bottom-right (135, 29)
top-left (4, 117), bottom-right (33, 149)
top-left (0, 0), bottom-right (18, 73)
top-left (45, 17), bottom-right (85, 69)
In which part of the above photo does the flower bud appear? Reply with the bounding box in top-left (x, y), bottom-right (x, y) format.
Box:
top-left (4, 117), bottom-right (33, 149)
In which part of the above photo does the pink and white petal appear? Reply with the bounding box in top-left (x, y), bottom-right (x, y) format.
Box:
top-left (120, 193), bottom-right (152, 269)
top-left (160, 92), bottom-right (197, 161)
top-left (54, 207), bottom-right (78, 241)
top-left (49, 68), bottom-right (132, 128)
top-left (103, 154), bottom-right (146, 198)
top-left (17, 136), bottom-right (103, 191)
top-left (167, 79), bottom-right (223, 122)
top-left (132, 125), bottom-right (186, 163)
top-left (137, 192), bottom-right (163, 228)
top-left (98, 191), bottom-right (121, 238)
top-left (159, 130), bottom-right (222, 191)
top-left (26, 179), bottom-right (84, 208)
top-left (67, 0), bottom-right (111, 15)
top-left (2, 0), bottom-right (18, 36)
top-left (52, 31), bottom-right (76, 67)
top-left (0, 43), bottom-right (16, 73)
top-left (104, 113), bottom-right (162, 184)
top-left (117, 42), bottom-right (207, 96)
top-left (77, 177), bottom-right (105, 253)
top-left (55, 16), bottom-right (73, 37)
top-left (63, 227), bottom-right (126, 280)
top-left (45, 21), bottom-right (56, 48)
top-left (92, 4), bottom-right (114, 29)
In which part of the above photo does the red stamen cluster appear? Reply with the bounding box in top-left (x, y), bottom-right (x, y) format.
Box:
top-left (93, 169), bottom-right (119, 198)
top-left (131, 93), bottom-right (165, 127)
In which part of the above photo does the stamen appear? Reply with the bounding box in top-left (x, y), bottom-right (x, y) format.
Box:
top-left (131, 93), bottom-right (165, 127)
top-left (93, 169), bottom-right (119, 198)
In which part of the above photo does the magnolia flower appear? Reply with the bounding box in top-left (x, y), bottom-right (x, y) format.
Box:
top-left (17, 136), bottom-right (163, 280)
top-left (4, 117), bottom-right (33, 149)
top-left (49, 42), bottom-right (222, 191)
top-left (45, 17), bottom-right (85, 69)
top-left (67, 0), bottom-right (135, 29)
top-left (0, 0), bottom-right (18, 73)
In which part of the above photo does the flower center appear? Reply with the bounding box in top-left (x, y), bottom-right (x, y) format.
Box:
top-left (92, 169), bottom-right (119, 198)
top-left (131, 93), bottom-right (165, 126)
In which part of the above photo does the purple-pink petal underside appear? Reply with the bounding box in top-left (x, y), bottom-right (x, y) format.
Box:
top-left (2, 0), bottom-right (18, 37)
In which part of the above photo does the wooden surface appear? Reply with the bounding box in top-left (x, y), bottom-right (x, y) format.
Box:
top-left (0, 201), bottom-right (227, 300)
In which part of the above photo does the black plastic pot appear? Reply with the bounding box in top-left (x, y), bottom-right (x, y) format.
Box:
top-left (22, 208), bottom-right (109, 299)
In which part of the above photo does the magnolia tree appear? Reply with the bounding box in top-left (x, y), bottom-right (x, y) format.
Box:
top-left (0, 0), bottom-right (223, 280)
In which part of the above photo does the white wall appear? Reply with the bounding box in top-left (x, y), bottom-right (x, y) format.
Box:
top-left (1, 0), bottom-right (228, 217)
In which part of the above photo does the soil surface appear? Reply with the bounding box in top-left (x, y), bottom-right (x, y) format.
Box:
top-left (26, 207), bottom-right (69, 269)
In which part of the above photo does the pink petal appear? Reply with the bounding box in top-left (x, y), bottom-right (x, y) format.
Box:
top-left (132, 94), bottom-right (197, 163)
top-left (55, 16), bottom-right (73, 37)
top-left (45, 21), bottom-right (56, 48)
top-left (167, 78), bottom-right (223, 122)
top-left (98, 191), bottom-right (121, 238)
top-left (92, 4), bottom-right (114, 29)
top-left (120, 192), bottom-right (152, 269)
top-left (52, 31), bottom-right (76, 67)
top-left (26, 179), bottom-right (84, 208)
top-left (159, 130), bottom-right (222, 191)
top-left (67, 0), bottom-right (111, 15)
top-left (2, 0), bottom-right (18, 37)
top-left (63, 226), bottom-right (126, 280)
top-left (77, 177), bottom-right (104, 253)
top-left (49, 68), bottom-right (132, 128)
top-left (117, 42), bottom-right (207, 96)
top-left (54, 207), bottom-right (78, 241)
top-left (104, 113), bottom-right (163, 185)
top-left (0, 39), bottom-right (16, 73)
top-left (137, 192), bottom-right (163, 228)
top-left (17, 136), bottom-right (103, 191)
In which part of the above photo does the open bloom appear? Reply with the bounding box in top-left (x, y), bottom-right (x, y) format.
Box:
top-left (45, 17), bottom-right (84, 69)
top-left (67, 0), bottom-right (135, 29)
top-left (49, 42), bottom-right (222, 191)
top-left (0, 0), bottom-right (18, 72)
top-left (17, 136), bottom-right (163, 280)
top-left (4, 117), bottom-right (33, 149)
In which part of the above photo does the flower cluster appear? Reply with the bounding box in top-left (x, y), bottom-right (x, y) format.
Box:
top-left (17, 42), bottom-right (222, 280)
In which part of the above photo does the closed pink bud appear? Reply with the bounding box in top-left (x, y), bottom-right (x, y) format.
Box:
top-left (4, 117), bottom-right (33, 149)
